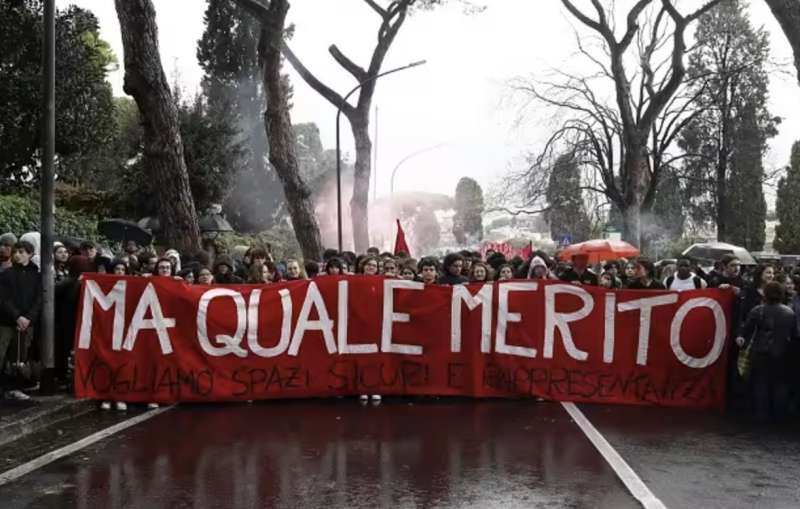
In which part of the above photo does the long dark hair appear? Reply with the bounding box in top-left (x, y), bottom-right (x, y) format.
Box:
top-left (751, 263), bottom-right (774, 289)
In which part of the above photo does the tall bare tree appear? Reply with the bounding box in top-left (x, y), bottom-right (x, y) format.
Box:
top-left (765, 0), bottom-right (800, 84)
top-left (279, 0), bottom-right (417, 252)
top-left (500, 1), bottom-right (721, 248)
top-left (115, 0), bottom-right (201, 252)
top-left (235, 0), bottom-right (323, 260)
top-left (553, 0), bottom-right (723, 246)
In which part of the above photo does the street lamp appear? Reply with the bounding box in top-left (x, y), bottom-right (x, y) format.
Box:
top-left (390, 143), bottom-right (448, 195)
top-left (335, 59), bottom-right (427, 253)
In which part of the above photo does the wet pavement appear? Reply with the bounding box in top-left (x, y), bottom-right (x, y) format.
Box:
top-left (0, 399), bottom-right (798, 508)
top-left (0, 400), bottom-right (635, 509)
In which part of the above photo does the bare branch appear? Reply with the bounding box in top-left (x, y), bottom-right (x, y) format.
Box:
top-left (282, 43), bottom-right (355, 116)
top-left (234, 0), bottom-right (270, 20)
top-left (328, 45), bottom-right (368, 81)
top-left (362, 0), bottom-right (388, 17)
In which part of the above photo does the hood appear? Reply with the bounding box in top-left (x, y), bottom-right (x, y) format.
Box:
top-left (20, 232), bottom-right (41, 266)
top-left (213, 254), bottom-right (235, 271)
top-left (0, 232), bottom-right (17, 247)
top-left (530, 256), bottom-right (547, 268)
top-left (164, 249), bottom-right (181, 272)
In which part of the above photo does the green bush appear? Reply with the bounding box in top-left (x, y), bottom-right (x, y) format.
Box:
top-left (215, 224), bottom-right (302, 262)
top-left (0, 194), bottom-right (101, 242)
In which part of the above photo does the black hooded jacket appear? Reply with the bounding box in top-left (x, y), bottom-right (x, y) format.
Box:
top-left (0, 262), bottom-right (43, 326)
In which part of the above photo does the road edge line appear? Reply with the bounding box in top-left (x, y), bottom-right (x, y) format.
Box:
top-left (0, 406), bottom-right (173, 487)
top-left (561, 402), bottom-right (667, 509)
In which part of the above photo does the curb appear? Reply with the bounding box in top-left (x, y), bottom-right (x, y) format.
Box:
top-left (0, 396), bottom-right (96, 448)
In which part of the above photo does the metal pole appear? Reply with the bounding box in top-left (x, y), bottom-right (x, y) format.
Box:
top-left (390, 143), bottom-right (448, 195)
top-left (335, 110), bottom-right (343, 253)
top-left (40, 0), bottom-right (56, 394)
top-left (334, 60), bottom-right (426, 253)
top-left (372, 105), bottom-right (379, 201)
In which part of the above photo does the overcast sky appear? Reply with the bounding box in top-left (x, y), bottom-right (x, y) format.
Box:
top-left (58, 0), bottom-right (800, 204)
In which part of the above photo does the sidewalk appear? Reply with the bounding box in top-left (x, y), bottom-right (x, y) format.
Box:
top-left (0, 393), bottom-right (95, 448)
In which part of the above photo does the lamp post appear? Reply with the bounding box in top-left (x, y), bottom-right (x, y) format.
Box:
top-left (389, 143), bottom-right (448, 195)
top-left (335, 59), bottom-right (426, 253)
top-left (39, 0), bottom-right (56, 394)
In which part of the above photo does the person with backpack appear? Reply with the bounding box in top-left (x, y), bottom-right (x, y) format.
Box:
top-left (666, 258), bottom-right (707, 292)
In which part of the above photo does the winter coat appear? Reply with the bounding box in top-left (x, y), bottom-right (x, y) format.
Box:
top-left (560, 268), bottom-right (598, 286)
top-left (437, 273), bottom-right (468, 285)
top-left (0, 262), bottom-right (43, 326)
top-left (626, 279), bottom-right (666, 290)
top-left (213, 255), bottom-right (243, 284)
top-left (739, 303), bottom-right (798, 358)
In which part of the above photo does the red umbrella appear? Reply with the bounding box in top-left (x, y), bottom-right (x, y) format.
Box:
top-left (558, 239), bottom-right (639, 263)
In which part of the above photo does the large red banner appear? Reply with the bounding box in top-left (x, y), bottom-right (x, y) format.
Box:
top-left (74, 275), bottom-right (735, 409)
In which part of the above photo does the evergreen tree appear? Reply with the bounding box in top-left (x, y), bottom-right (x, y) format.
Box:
top-left (727, 103), bottom-right (767, 251)
top-left (197, 0), bottom-right (283, 232)
top-left (452, 177), bottom-right (484, 245)
top-left (774, 142), bottom-right (800, 254)
top-left (679, 0), bottom-right (778, 241)
top-left (646, 167), bottom-right (686, 244)
top-left (544, 152), bottom-right (591, 243)
top-left (0, 1), bottom-right (116, 188)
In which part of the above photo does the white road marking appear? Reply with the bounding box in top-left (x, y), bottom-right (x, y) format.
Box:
top-left (0, 406), bottom-right (172, 487)
top-left (561, 402), bottom-right (667, 509)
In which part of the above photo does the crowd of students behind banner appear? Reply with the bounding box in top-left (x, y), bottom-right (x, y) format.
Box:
top-left (1, 230), bottom-right (798, 422)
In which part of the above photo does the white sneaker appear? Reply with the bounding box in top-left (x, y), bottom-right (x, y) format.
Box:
top-left (5, 390), bottom-right (31, 401)
top-left (147, 403), bottom-right (159, 409)
top-left (359, 394), bottom-right (369, 403)
top-left (115, 401), bottom-right (127, 411)
top-left (370, 394), bottom-right (382, 404)
top-left (100, 401), bottom-right (111, 411)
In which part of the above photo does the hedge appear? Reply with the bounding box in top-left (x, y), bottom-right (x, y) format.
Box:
top-left (0, 194), bottom-right (101, 242)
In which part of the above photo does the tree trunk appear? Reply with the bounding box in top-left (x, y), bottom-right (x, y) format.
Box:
top-left (715, 163), bottom-right (729, 242)
top-left (350, 119), bottom-right (372, 253)
top-left (765, 0), bottom-right (800, 84)
top-left (257, 0), bottom-right (322, 261)
top-left (622, 203), bottom-right (641, 249)
top-left (622, 140), bottom-right (649, 248)
top-left (114, 0), bottom-right (201, 253)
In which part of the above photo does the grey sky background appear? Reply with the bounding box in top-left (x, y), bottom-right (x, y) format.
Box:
top-left (58, 0), bottom-right (800, 205)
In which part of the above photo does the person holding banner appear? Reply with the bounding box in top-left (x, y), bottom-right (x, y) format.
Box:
top-left (284, 259), bottom-right (306, 281)
top-left (559, 254), bottom-right (598, 286)
top-left (469, 262), bottom-right (490, 282)
top-left (626, 259), bottom-right (666, 290)
top-left (359, 256), bottom-right (380, 276)
top-left (496, 264), bottom-right (514, 281)
top-left (325, 257), bottom-right (344, 276)
top-left (438, 253), bottom-right (468, 285)
top-left (382, 258), bottom-right (399, 277)
top-left (419, 258), bottom-right (439, 285)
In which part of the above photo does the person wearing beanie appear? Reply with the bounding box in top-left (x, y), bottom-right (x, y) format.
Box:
top-left (0, 233), bottom-right (17, 273)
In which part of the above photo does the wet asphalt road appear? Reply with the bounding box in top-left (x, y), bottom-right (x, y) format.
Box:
top-left (0, 399), bottom-right (798, 509)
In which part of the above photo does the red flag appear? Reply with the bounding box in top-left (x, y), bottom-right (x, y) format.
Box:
top-left (394, 219), bottom-right (411, 256)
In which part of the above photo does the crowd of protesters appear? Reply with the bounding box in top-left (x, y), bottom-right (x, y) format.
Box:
top-left (1, 230), bottom-right (798, 421)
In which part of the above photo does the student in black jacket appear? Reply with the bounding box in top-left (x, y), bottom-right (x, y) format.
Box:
top-left (438, 253), bottom-right (468, 285)
top-left (736, 281), bottom-right (798, 421)
top-left (626, 259), bottom-right (666, 290)
top-left (0, 241), bottom-right (42, 401)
